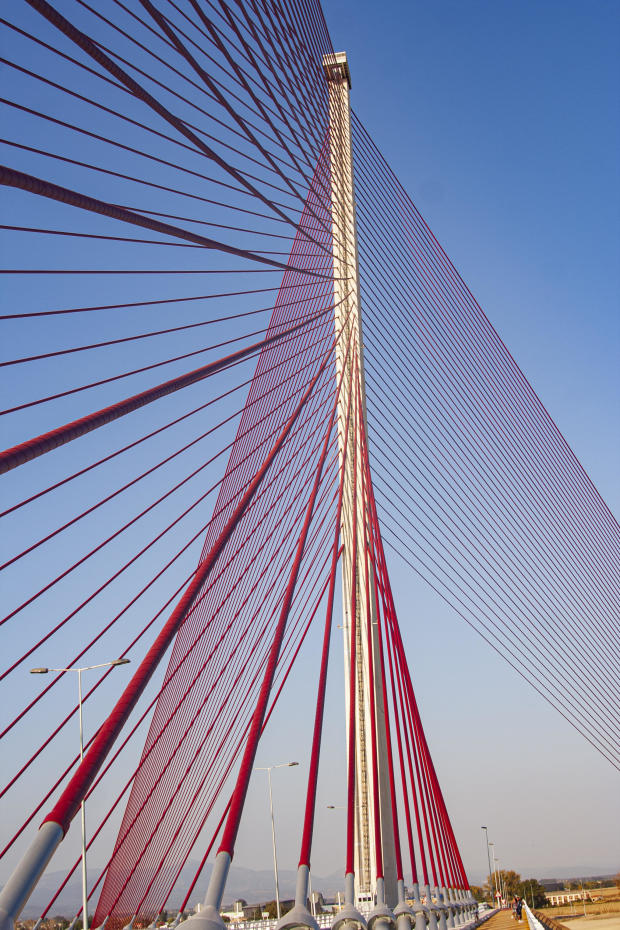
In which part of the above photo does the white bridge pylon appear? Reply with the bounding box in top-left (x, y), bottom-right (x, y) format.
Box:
top-left (323, 50), bottom-right (398, 909)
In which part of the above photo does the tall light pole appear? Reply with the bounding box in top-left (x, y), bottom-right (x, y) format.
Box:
top-left (488, 843), bottom-right (499, 907)
top-left (30, 658), bottom-right (130, 930)
top-left (254, 762), bottom-right (299, 919)
top-left (491, 852), bottom-right (502, 907)
top-left (481, 828), bottom-right (493, 906)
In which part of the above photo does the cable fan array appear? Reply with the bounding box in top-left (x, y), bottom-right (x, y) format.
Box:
top-left (351, 113), bottom-right (620, 772)
top-left (0, 0), bottom-right (347, 918)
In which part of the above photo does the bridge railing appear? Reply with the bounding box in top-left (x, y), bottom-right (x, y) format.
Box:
top-left (227, 916), bottom-right (334, 930)
top-left (524, 904), bottom-right (572, 930)
top-left (227, 906), bottom-right (492, 930)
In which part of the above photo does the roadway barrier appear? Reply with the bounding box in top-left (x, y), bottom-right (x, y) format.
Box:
top-left (225, 907), bottom-right (499, 930)
top-left (524, 905), bottom-right (572, 930)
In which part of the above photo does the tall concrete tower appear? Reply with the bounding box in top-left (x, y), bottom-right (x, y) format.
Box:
top-left (323, 51), bottom-right (398, 908)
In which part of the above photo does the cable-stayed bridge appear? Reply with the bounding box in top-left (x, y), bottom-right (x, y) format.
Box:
top-left (0, 5), bottom-right (618, 930)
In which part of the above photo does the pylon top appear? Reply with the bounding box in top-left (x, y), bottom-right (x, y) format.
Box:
top-left (322, 51), bottom-right (351, 88)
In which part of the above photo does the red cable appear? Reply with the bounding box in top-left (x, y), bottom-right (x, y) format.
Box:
top-left (298, 326), bottom-right (355, 867)
top-left (345, 366), bottom-right (359, 878)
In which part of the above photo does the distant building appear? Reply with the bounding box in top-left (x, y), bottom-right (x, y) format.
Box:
top-left (545, 892), bottom-right (593, 907)
top-left (221, 899), bottom-right (249, 921)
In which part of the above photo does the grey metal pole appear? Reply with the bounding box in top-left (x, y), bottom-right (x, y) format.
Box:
top-left (481, 828), bottom-right (493, 906)
top-left (488, 844), bottom-right (498, 907)
top-left (267, 768), bottom-right (281, 920)
top-left (0, 659), bottom-right (129, 930)
top-left (78, 669), bottom-right (89, 930)
top-left (256, 762), bottom-right (297, 921)
top-left (492, 856), bottom-right (501, 908)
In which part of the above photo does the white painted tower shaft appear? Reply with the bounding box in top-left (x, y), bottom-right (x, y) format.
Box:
top-left (323, 51), bottom-right (397, 907)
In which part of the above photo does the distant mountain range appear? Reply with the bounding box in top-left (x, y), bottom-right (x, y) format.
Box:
top-left (19, 862), bottom-right (345, 919)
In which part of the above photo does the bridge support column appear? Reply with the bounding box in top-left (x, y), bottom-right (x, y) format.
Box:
top-left (177, 851), bottom-right (230, 930)
top-left (435, 888), bottom-right (448, 930)
top-left (410, 883), bottom-right (429, 930)
top-left (367, 877), bottom-right (395, 930)
top-left (423, 885), bottom-right (439, 930)
top-left (276, 865), bottom-right (319, 930)
top-left (323, 48), bottom-right (398, 912)
top-left (442, 888), bottom-right (454, 929)
top-left (332, 874), bottom-right (367, 930)
top-left (0, 821), bottom-right (63, 930)
top-left (392, 879), bottom-right (415, 930)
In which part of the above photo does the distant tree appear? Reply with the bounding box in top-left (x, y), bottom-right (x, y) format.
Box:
top-left (615, 872), bottom-right (620, 892)
top-left (502, 871), bottom-right (523, 900)
top-left (518, 879), bottom-right (547, 908)
top-left (483, 875), bottom-right (496, 902)
top-left (485, 870), bottom-right (522, 902)
top-left (263, 901), bottom-right (294, 919)
top-left (469, 887), bottom-right (484, 903)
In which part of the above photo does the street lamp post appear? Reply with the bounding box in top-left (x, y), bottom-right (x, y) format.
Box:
top-left (488, 844), bottom-right (499, 908)
top-left (30, 658), bottom-right (130, 930)
top-left (254, 762), bottom-right (299, 919)
top-left (491, 854), bottom-right (502, 908)
top-left (481, 828), bottom-right (493, 906)
top-left (489, 843), bottom-right (501, 902)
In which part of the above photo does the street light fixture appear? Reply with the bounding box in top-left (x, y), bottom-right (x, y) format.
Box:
top-left (481, 827), bottom-right (494, 906)
top-left (30, 658), bottom-right (131, 930)
top-left (490, 850), bottom-right (503, 908)
top-left (254, 762), bottom-right (299, 919)
top-left (488, 843), bottom-right (499, 907)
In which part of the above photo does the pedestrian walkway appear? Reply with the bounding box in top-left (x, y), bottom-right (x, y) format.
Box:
top-left (484, 910), bottom-right (524, 930)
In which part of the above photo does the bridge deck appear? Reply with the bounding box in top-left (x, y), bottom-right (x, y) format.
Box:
top-left (483, 911), bottom-right (521, 930)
